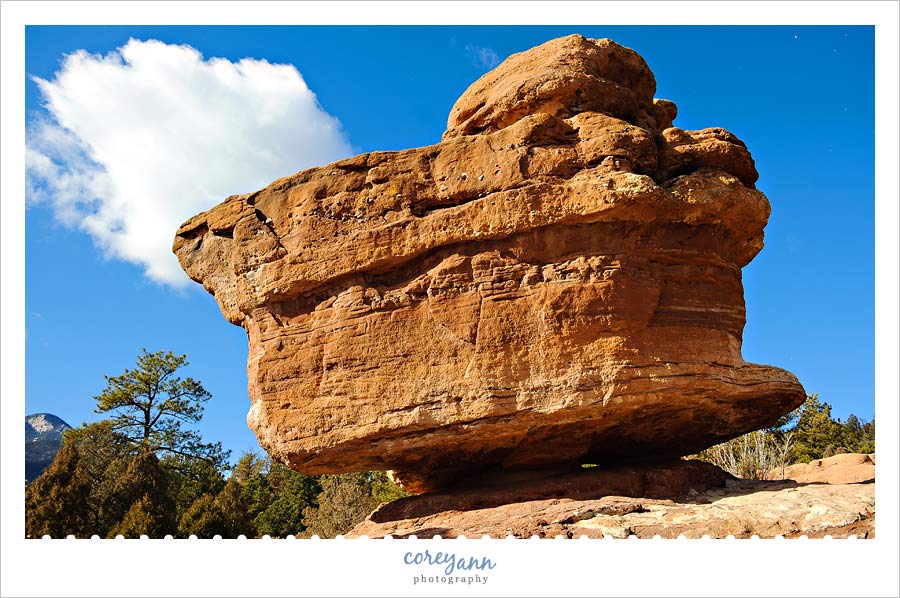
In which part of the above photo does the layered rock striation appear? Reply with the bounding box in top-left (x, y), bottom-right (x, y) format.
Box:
top-left (174, 35), bottom-right (806, 492)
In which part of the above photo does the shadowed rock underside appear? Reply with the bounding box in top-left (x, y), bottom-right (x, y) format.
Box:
top-left (348, 458), bottom-right (874, 539)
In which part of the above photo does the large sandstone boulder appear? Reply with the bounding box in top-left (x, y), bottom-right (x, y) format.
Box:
top-left (174, 34), bottom-right (806, 492)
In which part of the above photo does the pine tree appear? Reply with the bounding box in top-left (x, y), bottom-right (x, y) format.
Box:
top-left (230, 450), bottom-right (269, 484)
top-left (253, 471), bottom-right (322, 537)
top-left (302, 473), bottom-right (379, 538)
top-left (25, 421), bottom-right (129, 538)
top-left (840, 414), bottom-right (875, 454)
top-left (178, 494), bottom-right (225, 538)
top-left (99, 451), bottom-right (175, 538)
top-left (25, 351), bottom-right (232, 538)
top-left (94, 349), bottom-right (229, 468)
top-left (214, 478), bottom-right (254, 538)
top-left (860, 418), bottom-right (875, 454)
top-left (162, 453), bottom-right (226, 523)
top-left (25, 441), bottom-right (93, 538)
top-left (109, 495), bottom-right (170, 538)
top-left (791, 394), bottom-right (845, 463)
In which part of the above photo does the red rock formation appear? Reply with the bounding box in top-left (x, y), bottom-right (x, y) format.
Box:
top-left (174, 34), bottom-right (806, 492)
top-left (347, 460), bottom-right (874, 539)
top-left (773, 453), bottom-right (875, 484)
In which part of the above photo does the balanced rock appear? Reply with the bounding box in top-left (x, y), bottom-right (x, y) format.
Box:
top-left (174, 34), bottom-right (806, 492)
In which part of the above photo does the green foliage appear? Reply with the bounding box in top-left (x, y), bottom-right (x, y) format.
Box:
top-left (109, 495), bottom-right (171, 538)
top-left (26, 423), bottom-right (178, 538)
top-left (64, 421), bottom-right (132, 483)
top-left (693, 393), bottom-right (875, 478)
top-left (791, 394), bottom-right (846, 463)
top-left (253, 497), bottom-right (304, 537)
top-left (214, 478), bottom-right (255, 538)
top-left (252, 466), bottom-right (321, 537)
top-left (859, 419), bottom-right (875, 453)
top-left (93, 349), bottom-right (229, 468)
top-left (841, 415), bottom-right (875, 455)
top-left (174, 454), bottom-right (326, 538)
top-left (177, 494), bottom-right (224, 538)
top-left (230, 450), bottom-right (269, 484)
top-left (26, 350), bottom-right (228, 538)
top-left (302, 472), bottom-right (398, 538)
top-left (370, 470), bottom-right (410, 504)
top-left (161, 453), bottom-right (226, 523)
top-left (25, 421), bottom-right (132, 537)
top-left (215, 454), bottom-right (322, 537)
top-left (176, 477), bottom-right (255, 538)
top-left (25, 441), bottom-right (94, 538)
top-left (25, 351), bottom-right (416, 539)
top-left (97, 451), bottom-right (175, 537)
top-left (231, 451), bottom-right (277, 531)
top-left (240, 472), bottom-right (274, 519)
top-left (29, 434), bottom-right (418, 538)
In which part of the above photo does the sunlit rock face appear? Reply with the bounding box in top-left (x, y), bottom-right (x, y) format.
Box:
top-left (174, 35), bottom-right (805, 493)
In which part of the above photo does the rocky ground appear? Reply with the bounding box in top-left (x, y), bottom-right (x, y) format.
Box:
top-left (348, 454), bottom-right (874, 539)
top-left (774, 452), bottom-right (874, 484)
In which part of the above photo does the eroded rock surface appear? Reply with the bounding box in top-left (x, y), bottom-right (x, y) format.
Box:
top-left (775, 453), bottom-right (875, 485)
top-left (174, 34), bottom-right (806, 492)
top-left (348, 460), bottom-right (875, 539)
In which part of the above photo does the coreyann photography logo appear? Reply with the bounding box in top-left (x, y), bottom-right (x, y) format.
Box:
top-left (402, 548), bottom-right (496, 586)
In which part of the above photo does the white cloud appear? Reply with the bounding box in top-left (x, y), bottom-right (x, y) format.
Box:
top-left (465, 44), bottom-right (501, 70)
top-left (26, 39), bottom-right (353, 287)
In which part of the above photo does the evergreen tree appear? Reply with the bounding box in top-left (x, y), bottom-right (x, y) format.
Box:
top-left (26, 421), bottom-right (181, 537)
top-left (67, 421), bottom-right (131, 485)
top-left (859, 418), bottom-right (876, 454)
top-left (26, 352), bottom-right (419, 539)
top-left (214, 478), bottom-right (255, 538)
top-left (25, 421), bottom-right (129, 538)
top-left (162, 453), bottom-right (226, 523)
top-left (94, 349), bottom-right (229, 468)
top-left (178, 494), bottom-right (225, 538)
top-left (230, 450), bottom-right (269, 484)
top-left (25, 441), bottom-right (93, 538)
top-left (240, 472), bottom-right (275, 521)
top-left (98, 451), bottom-right (175, 538)
top-left (302, 473), bottom-right (380, 538)
top-left (253, 468), bottom-right (321, 537)
top-left (844, 413), bottom-right (863, 439)
top-left (225, 450), bottom-right (274, 525)
top-left (109, 495), bottom-right (171, 538)
top-left (791, 394), bottom-right (845, 462)
top-left (839, 414), bottom-right (875, 454)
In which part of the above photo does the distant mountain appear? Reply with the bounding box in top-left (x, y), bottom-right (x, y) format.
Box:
top-left (25, 413), bottom-right (72, 482)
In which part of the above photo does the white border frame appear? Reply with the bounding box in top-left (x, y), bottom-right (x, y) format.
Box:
top-left (3, 2), bottom-right (898, 597)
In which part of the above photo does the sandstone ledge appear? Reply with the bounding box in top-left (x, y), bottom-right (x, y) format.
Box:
top-left (773, 452), bottom-right (875, 485)
top-left (348, 459), bottom-right (875, 539)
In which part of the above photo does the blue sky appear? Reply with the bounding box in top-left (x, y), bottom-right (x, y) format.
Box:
top-left (24, 25), bottom-right (875, 466)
